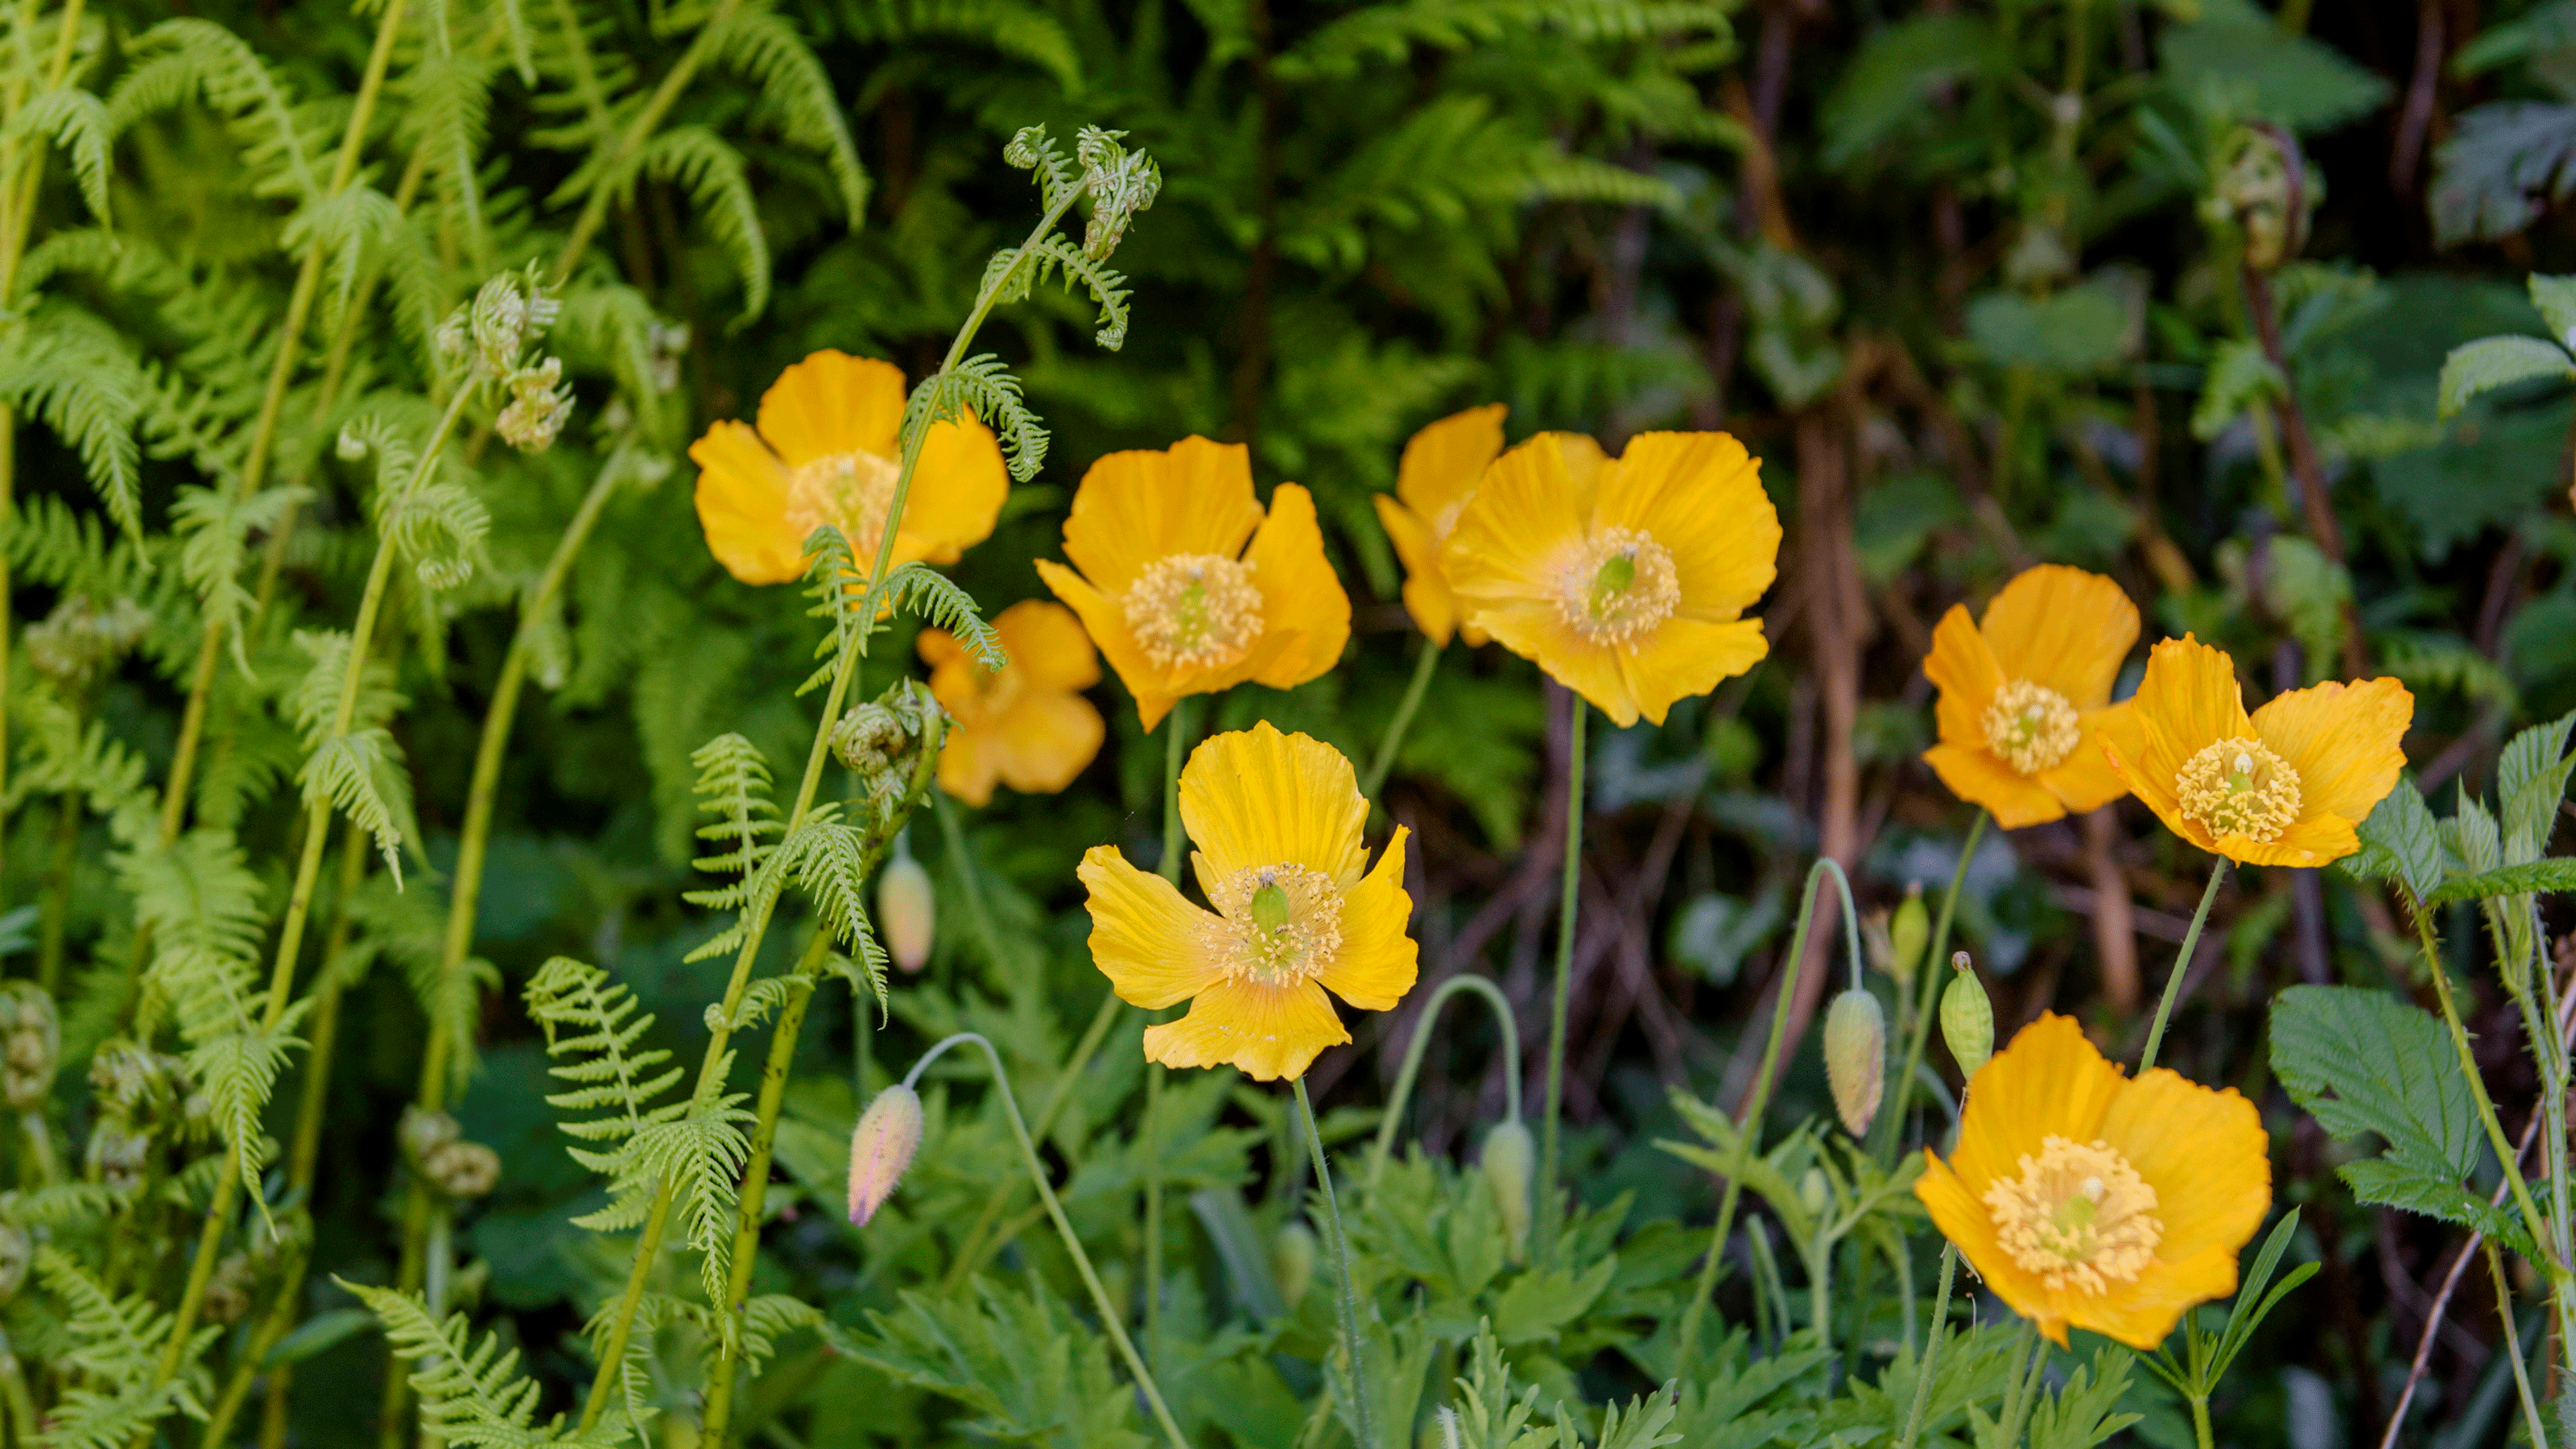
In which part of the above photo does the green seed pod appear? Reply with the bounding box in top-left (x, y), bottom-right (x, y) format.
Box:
top-left (1889, 882), bottom-right (1929, 991)
top-left (878, 854), bottom-right (936, 973)
top-left (1941, 951), bottom-right (1995, 1080)
top-left (847, 1084), bottom-right (926, 1226)
top-left (1480, 1118), bottom-right (1536, 1262)
top-left (1798, 1166), bottom-right (1830, 1217)
top-left (1273, 1220), bottom-right (1318, 1309)
top-left (1822, 988), bottom-right (1886, 1137)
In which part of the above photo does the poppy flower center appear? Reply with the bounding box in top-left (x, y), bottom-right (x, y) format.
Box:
top-left (1555, 527), bottom-right (1679, 646)
top-left (784, 450), bottom-right (902, 565)
top-left (1981, 679), bottom-right (2082, 775)
top-left (1983, 1135), bottom-right (2163, 1294)
top-left (2175, 736), bottom-right (2301, 843)
top-left (1203, 864), bottom-right (1344, 985)
top-left (1125, 553), bottom-right (1264, 671)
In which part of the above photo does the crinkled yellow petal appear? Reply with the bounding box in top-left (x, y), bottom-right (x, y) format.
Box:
top-left (1944, 1013), bottom-right (2127, 1200)
top-left (2065, 1249), bottom-right (2245, 1350)
top-left (1979, 565), bottom-right (2140, 709)
top-left (1595, 432), bottom-right (1779, 623)
top-left (1182, 722), bottom-right (1368, 891)
top-left (1078, 846), bottom-right (1227, 1009)
top-left (1925, 603), bottom-right (2007, 753)
top-left (993, 599), bottom-right (1100, 692)
top-left (1316, 828), bottom-right (1417, 1013)
top-left (1376, 493), bottom-right (1459, 647)
top-left (1616, 617), bottom-right (1769, 728)
top-left (1552, 432), bottom-right (1609, 515)
top-left (690, 421), bottom-right (803, 585)
top-left (1145, 976), bottom-right (1350, 1082)
top-left (2099, 1067), bottom-right (2271, 1265)
top-left (1472, 599), bottom-right (1638, 726)
top-left (1916, 1152), bottom-right (2074, 1345)
top-left (756, 350), bottom-right (905, 468)
top-left (1245, 483), bottom-right (1350, 690)
top-left (1038, 558), bottom-right (1182, 731)
top-left (2249, 676), bottom-right (2413, 828)
top-left (937, 725), bottom-right (1001, 807)
top-left (1923, 742), bottom-right (2067, 828)
top-left (2115, 637), bottom-right (2252, 857)
top-left (2037, 702), bottom-right (2139, 815)
top-left (989, 689), bottom-right (1104, 797)
top-left (1443, 435), bottom-right (1587, 617)
top-left (2211, 814), bottom-right (2358, 869)
top-left (1396, 403), bottom-right (1506, 518)
top-left (1063, 437), bottom-right (1264, 597)
top-left (895, 411), bottom-right (1009, 565)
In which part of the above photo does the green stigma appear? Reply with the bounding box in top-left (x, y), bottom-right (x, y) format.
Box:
top-left (1590, 551), bottom-right (1637, 613)
top-left (1249, 883), bottom-right (1291, 934)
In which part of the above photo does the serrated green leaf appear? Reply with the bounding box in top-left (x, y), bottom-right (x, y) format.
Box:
top-left (2438, 334), bottom-right (2576, 418)
top-left (2343, 777), bottom-right (2446, 902)
top-left (2272, 986), bottom-right (2482, 1190)
top-left (2423, 857), bottom-right (2576, 904)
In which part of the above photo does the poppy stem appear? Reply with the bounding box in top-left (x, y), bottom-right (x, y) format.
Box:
top-left (1360, 638), bottom-right (1443, 799)
top-left (1893, 1243), bottom-right (1958, 1449)
top-left (1295, 1076), bottom-right (1375, 1449)
top-left (939, 988), bottom-right (1126, 1290)
top-left (2487, 1238), bottom-right (2553, 1449)
top-left (2138, 856), bottom-right (2227, 1073)
top-left (1144, 696), bottom-right (1191, 1373)
top-left (1874, 811), bottom-right (1987, 1166)
top-left (1538, 696), bottom-right (1587, 1265)
top-left (1993, 1319), bottom-right (2046, 1447)
top-left (2412, 898), bottom-right (2561, 1276)
top-left (1364, 972), bottom-right (1521, 1193)
top-left (916, 1033), bottom-right (1195, 1449)
top-left (1675, 857), bottom-right (1861, 1368)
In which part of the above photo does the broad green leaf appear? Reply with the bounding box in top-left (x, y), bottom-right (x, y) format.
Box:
top-left (1821, 14), bottom-right (2004, 168)
top-left (2272, 986), bottom-right (2481, 1181)
top-left (2342, 777), bottom-right (2446, 902)
top-left (2497, 709), bottom-right (2576, 861)
top-left (2423, 857), bottom-right (2576, 904)
top-left (850, 1282), bottom-right (1150, 1449)
top-left (1489, 1256), bottom-right (1616, 1344)
top-left (2531, 274), bottom-right (2576, 347)
top-left (1965, 286), bottom-right (2130, 374)
top-left (2433, 103), bottom-right (2576, 246)
top-left (2158, 7), bottom-right (2391, 133)
top-left (2437, 334), bottom-right (2576, 419)
top-left (2189, 339), bottom-right (2284, 440)
top-left (2339, 1159), bottom-right (2537, 1258)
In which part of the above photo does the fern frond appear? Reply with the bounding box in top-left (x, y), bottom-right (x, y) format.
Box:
top-left (835, 0), bottom-right (1080, 89)
top-left (0, 307), bottom-right (148, 535)
top-left (1, 85), bottom-right (114, 224)
top-left (171, 483), bottom-right (304, 674)
top-left (697, 6), bottom-right (868, 226)
top-left (625, 126), bottom-right (770, 320)
top-left (35, 1247), bottom-right (217, 1449)
top-left (107, 19), bottom-right (323, 205)
top-left (280, 180), bottom-right (407, 332)
top-left (923, 356), bottom-right (1047, 481)
top-left (299, 730), bottom-right (415, 884)
top-left (875, 561), bottom-right (1001, 668)
top-left (343, 1280), bottom-right (617, 1449)
top-left (626, 1062), bottom-right (753, 1303)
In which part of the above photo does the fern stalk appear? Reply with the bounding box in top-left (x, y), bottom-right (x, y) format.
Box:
top-left (1868, 811), bottom-right (1985, 1169)
top-left (552, 0), bottom-right (742, 283)
top-left (134, 372), bottom-right (478, 1434)
top-left (935, 986), bottom-right (1126, 1290)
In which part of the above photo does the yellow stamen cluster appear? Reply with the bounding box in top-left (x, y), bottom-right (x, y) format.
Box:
top-left (1981, 679), bottom-right (2082, 775)
top-left (1203, 863), bottom-right (1343, 985)
top-left (1982, 1135), bottom-right (2163, 1295)
top-left (2175, 736), bottom-right (2301, 843)
top-left (1554, 527), bottom-right (1679, 646)
top-left (1125, 553), bottom-right (1264, 671)
top-left (785, 450), bottom-right (902, 564)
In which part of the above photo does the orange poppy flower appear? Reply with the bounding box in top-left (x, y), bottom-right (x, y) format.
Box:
top-left (1922, 565), bottom-right (2140, 828)
top-left (919, 601), bottom-right (1105, 807)
top-left (690, 349), bottom-right (1007, 584)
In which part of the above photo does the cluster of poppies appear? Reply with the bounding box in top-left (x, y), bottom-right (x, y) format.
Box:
top-left (691, 349), bottom-right (2408, 1356)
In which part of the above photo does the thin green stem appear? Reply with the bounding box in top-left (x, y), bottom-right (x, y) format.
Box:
top-left (2487, 1239), bottom-right (2551, 1449)
top-left (907, 1034), bottom-right (1192, 1449)
top-left (34, 790), bottom-right (76, 995)
top-left (939, 988), bottom-right (1125, 1290)
top-left (1894, 1243), bottom-right (1958, 1449)
top-left (552, 0), bottom-right (743, 285)
top-left (1364, 974), bottom-right (1520, 1191)
top-left (1295, 1078), bottom-right (1373, 1449)
top-left (1674, 858), bottom-right (1863, 1367)
top-left (1874, 811), bottom-right (1985, 1166)
top-left (1538, 696), bottom-right (1587, 1265)
top-left (1360, 639), bottom-right (1441, 799)
top-left (2138, 857), bottom-right (2227, 1073)
top-left (1145, 695), bottom-right (1189, 1369)
top-left (1994, 1319), bottom-right (2046, 1448)
top-left (2189, 1393), bottom-right (2213, 1449)
top-left (2413, 901), bottom-right (2561, 1276)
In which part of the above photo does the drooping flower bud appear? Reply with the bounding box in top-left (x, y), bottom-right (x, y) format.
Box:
top-left (878, 853), bottom-right (935, 973)
top-left (1822, 988), bottom-right (1886, 1137)
top-left (1941, 951), bottom-right (1995, 1080)
top-left (1889, 883), bottom-right (1929, 991)
top-left (1273, 1220), bottom-right (1317, 1309)
top-left (1480, 1118), bottom-right (1536, 1262)
top-left (847, 1084), bottom-right (925, 1226)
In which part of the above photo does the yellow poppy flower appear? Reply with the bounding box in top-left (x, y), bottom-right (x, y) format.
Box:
top-left (1922, 565), bottom-right (2141, 828)
top-left (1373, 404), bottom-right (1506, 647)
top-left (1036, 437), bottom-right (1350, 732)
top-left (1916, 1013), bottom-right (2270, 1350)
top-left (1075, 722), bottom-right (1416, 1082)
top-left (2106, 636), bottom-right (2412, 867)
top-left (1443, 431), bottom-right (1777, 728)
top-left (919, 600), bottom-right (1104, 807)
top-left (690, 349), bottom-right (1008, 585)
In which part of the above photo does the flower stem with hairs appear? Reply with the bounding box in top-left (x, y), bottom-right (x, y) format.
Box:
top-left (1365, 972), bottom-right (1519, 1191)
top-left (1296, 1077), bottom-right (1374, 1449)
top-left (2137, 857), bottom-right (2227, 1072)
top-left (1360, 638), bottom-right (1442, 799)
top-left (1872, 810), bottom-right (1985, 1166)
top-left (1538, 695), bottom-right (1587, 1263)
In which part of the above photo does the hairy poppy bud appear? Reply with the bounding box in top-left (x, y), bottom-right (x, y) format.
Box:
top-left (1941, 951), bottom-right (1995, 1080)
top-left (1480, 1118), bottom-right (1536, 1262)
top-left (1822, 988), bottom-right (1886, 1137)
top-left (1889, 883), bottom-right (1929, 991)
top-left (878, 854), bottom-right (935, 973)
top-left (1274, 1220), bottom-right (1318, 1309)
top-left (847, 1084), bottom-right (925, 1226)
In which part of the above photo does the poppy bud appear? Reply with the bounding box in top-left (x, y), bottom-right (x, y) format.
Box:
top-left (1822, 988), bottom-right (1886, 1137)
top-left (1798, 1166), bottom-right (1830, 1217)
top-left (1273, 1220), bottom-right (1317, 1309)
top-left (1480, 1118), bottom-right (1536, 1261)
top-left (1889, 883), bottom-right (1929, 990)
top-left (847, 1084), bottom-right (925, 1226)
top-left (1941, 951), bottom-right (1994, 1080)
top-left (878, 854), bottom-right (935, 973)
